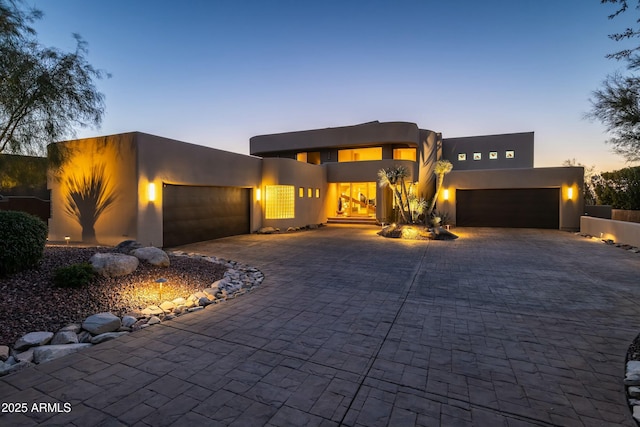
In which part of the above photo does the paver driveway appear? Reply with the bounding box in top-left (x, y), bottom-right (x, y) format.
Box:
top-left (1, 225), bottom-right (639, 426)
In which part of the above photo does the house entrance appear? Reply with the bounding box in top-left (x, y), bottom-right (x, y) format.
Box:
top-left (337, 182), bottom-right (376, 217)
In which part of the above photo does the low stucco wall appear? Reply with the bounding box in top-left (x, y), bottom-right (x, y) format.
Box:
top-left (581, 216), bottom-right (640, 247)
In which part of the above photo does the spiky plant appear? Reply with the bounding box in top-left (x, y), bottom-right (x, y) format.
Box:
top-left (427, 160), bottom-right (453, 216)
top-left (378, 166), bottom-right (411, 223)
top-left (64, 163), bottom-right (117, 242)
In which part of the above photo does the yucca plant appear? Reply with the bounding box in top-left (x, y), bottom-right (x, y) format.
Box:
top-left (426, 160), bottom-right (453, 216)
top-left (378, 166), bottom-right (411, 223)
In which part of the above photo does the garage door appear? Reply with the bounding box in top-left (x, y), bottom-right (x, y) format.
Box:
top-left (162, 184), bottom-right (250, 247)
top-left (456, 188), bottom-right (559, 228)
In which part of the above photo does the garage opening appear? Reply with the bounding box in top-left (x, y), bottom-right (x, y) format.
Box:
top-left (456, 188), bottom-right (559, 228)
top-left (162, 184), bottom-right (250, 247)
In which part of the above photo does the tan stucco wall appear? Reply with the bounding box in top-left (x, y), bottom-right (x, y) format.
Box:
top-left (438, 167), bottom-right (584, 230)
top-left (135, 133), bottom-right (263, 246)
top-left (261, 157), bottom-right (326, 229)
top-left (47, 134), bottom-right (138, 245)
top-left (581, 216), bottom-right (640, 247)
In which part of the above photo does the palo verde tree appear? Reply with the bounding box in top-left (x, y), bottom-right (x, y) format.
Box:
top-left (0, 0), bottom-right (108, 165)
top-left (587, 0), bottom-right (640, 162)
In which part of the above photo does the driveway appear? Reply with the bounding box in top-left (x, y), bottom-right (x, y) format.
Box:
top-left (1, 225), bottom-right (639, 426)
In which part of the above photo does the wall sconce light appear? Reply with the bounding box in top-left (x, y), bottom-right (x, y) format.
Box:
top-left (148, 182), bottom-right (156, 202)
top-left (64, 236), bottom-right (70, 245)
top-left (567, 187), bottom-right (573, 200)
top-left (256, 188), bottom-right (261, 201)
top-left (443, 189), bottom-right (449, 201)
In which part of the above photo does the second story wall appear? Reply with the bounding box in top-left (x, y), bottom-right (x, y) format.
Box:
top-left (442, 132), bottom-right (534, 171)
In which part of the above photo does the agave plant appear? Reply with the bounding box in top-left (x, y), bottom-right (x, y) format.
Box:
top-left (64, 163), bottom-right (117, 242)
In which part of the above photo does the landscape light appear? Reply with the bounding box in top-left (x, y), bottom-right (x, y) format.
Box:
top-left (155, 277), bottom-right (167, 302)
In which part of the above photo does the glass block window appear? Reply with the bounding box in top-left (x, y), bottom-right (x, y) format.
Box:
top-left (489, 151), bottom-right (498, 160)
top-left (265, 185), bottom-right (295, 219)
top-left (458, 153), bottom-right (466, 161)
top-left (506, 150), bottom-right (515, 159)
top-left (473, 152), bottom-right (481, 160)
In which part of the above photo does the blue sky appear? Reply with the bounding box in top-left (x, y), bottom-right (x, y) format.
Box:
top-left (29, 0), bottom-right (640, 172)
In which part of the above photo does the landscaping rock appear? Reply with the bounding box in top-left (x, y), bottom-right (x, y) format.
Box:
top-left (257, 226), bottom-right (279, 234)
top-left (159, 301), bottom-right (175, 312)
top-left (90, 331), bottom-right (128, 344)
top-left (0, 360), bottom-right (32, 376)
top-left (142, 305), bottom-right (164, 316)
top-left (434, 227), bottom-right (459, 240)
top-left (51, 331), bottom-right (78, 345)
top-left (59, 323), bottom-right (81, 333)
top-left (77, 331), bottom-right (93, 343)
top-left (14, 349), bottom-right (34, 363)
top-left (115, 240), bottom-right (143, 254)
top-left (132, 247), bottom-right (170, 267)
top-left (121, 315), bottom-right (137, 328)
top-left (0, 345), bottom-right (8, 362)
top-left (82, 312), bottom-right (121, 335)
top-left (14, 332), bottom-right (53, 351)
top-left (33, 344), bottom-right (92, 364)
top-left (90, 253), bottom-right (139, 277)
top-left (147, 316), bottom-right (161, 325)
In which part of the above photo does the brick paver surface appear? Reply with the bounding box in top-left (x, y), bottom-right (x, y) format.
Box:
top-left (1, 226), bottom-right (639, 426)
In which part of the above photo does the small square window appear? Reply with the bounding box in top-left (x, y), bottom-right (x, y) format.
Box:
top-left (299, 187), bottom-right (304, 198)
top-left (505, 150), bottom-right (515, 159)
top-left (473, 152), bottom-right (481, 161)
top-left (458, 153), bottom-right (466, 161)
top-left (489, 151), bottom-right (498, 160)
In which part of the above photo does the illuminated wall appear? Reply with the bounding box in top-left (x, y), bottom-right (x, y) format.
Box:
top-left (48, 134), bottom-right (137, 245)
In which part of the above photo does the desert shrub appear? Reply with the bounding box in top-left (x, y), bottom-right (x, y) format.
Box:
top-left (430, 210), bottom-right (451, 227)
top-left (53, 263), bottom-right (96, 288)
top-left (0, 210), bottom-right (48, 276)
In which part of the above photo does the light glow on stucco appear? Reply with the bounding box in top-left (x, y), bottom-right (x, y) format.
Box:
top-left (265, 185), bottom-right (295, 219)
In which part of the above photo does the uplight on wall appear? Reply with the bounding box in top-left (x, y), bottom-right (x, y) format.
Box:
top-left (256, 188), bottom-right (261, 201)
top-left (443, 189), bottom-right (449, 201)
top-left (567, 187), bottom-right (574, 200)
top-left (148, 182), bottom-right (156, 202)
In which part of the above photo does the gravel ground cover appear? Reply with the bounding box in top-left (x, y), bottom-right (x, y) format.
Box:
top-left (0, 246), bottom-right (226, 347)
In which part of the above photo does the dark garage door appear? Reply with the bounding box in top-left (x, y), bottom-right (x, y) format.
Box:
top-left (456, 188), bottom-right (559, 228)
top-left (163, 184), bottom-right (250, 247)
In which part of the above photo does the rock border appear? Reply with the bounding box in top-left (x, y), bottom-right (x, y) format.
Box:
top-left (0, 251), bottom-right (264, 376)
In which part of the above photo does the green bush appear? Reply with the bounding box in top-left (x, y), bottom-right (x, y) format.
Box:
top-left (0, 210), bottom-right (48, 276)
top-left (53, 263), bottom-right (96, 288)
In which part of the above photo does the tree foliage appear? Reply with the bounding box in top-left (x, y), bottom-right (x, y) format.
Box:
top-left (0, 0), bottom-right (107, 161)
top-left (587, 1), bottom-right (640, 162)
top-left (562, 158), bottom-right (597, 204)
top-left (591, 165), bottom-right (640, 209)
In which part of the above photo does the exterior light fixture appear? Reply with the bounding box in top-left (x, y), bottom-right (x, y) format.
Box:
top-left (156, 277), bottom-right (167, 302)
top-left (64, 236), bottom-right (71, 245)
top-left (148, 182), bottom-right (156, 202)
top-left (567, 187), bottom-right (573, 200)
top-left (256, 188), bottom-right (261, 201)
top-left (443, 189), bottom-right (449, 201)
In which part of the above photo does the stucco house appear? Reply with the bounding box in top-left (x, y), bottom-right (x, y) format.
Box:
top-left (47, 121), bottom-right (583, 247)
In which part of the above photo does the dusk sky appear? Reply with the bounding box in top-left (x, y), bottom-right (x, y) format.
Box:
top-left (29, 0), bottom-right (640, 172)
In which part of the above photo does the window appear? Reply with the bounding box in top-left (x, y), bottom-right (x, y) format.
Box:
top-left (315, 188), bottom-right (320, 198)
top-left (458, 153), bottom-right (466, 161)
top-left (338, 147), bottom-right (382, 162)
top-left (308, 187), bottom-right (312, 198)
top-left (299, 187), bottom-right (304, 198)
top-left (473, 152), bottom-right (482, 160)
top-left (489, 151), bottom-right (498, 160)
top-left (393, 148), bottom-right (416, 161)
top-left (296, 152), bottom-right (320, 164)
top-left (506, 150), bottom-right (515, 159)
top-left (265, 185), bottom-right (295, 219)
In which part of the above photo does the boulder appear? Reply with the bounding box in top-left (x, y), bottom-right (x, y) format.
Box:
top-left (82, 312), bottom-right (121, 335)
top-left (159, 301), bottom-right (175, 312)
top-left (59, 323), bottom-right (81, 333)
top-left (433, 227), bottom-right (459, 240)
top-left (0, 345), bottom-right (8, 362)
top-left (14, 332), bottom-right (54, 351)
top-left (14, 349), bottom-right (34, 363)
top-left (121, 315), bottom-right (137, 328)
top-left (33, 344), bottom-right (92, 364)
top-left (51, 331), bottom-right (79, 345)
top-left (132, 247), bottom-right (170, 267)
top-left (77, 331), bottom-right (93, 343)
top-left (257, 226), bottom-right (279, 234)
top-left (147, 316), bottom-right (161, 325)
top-left (142, 305), bottom-right (164, 316)
top-left (0, 360), bottom-right (32, 376)
top-left (115, 240), bottom-right (143, 254)
top-left (90, 253), bottom-right (139, 277)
